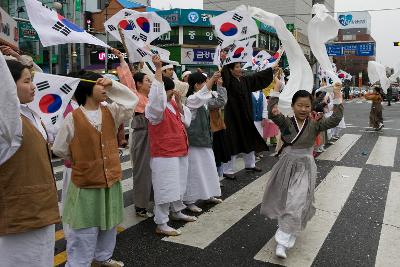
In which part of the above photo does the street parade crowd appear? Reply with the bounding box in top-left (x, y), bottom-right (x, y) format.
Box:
top-left (0, 1), bottom-right (390, 267)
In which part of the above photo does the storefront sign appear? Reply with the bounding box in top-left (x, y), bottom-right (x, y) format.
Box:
top-left (182, 27), bottom-right (218, 45)
top-left (181, 48), bottom-right (215, 65)
top-left (90, 50), bottom-right (128, 64)
top-left (337, 12), bottom-right (371, 31)
top-left (326, 42), bottom-right (375, 57)
top-left (18, 21), bottom-right (39, 41)
top-left (0, 7), bottom-right (18, 47)
top-left (156, 9), bottom-right (276, 34)
top-left (152, 27), bottom-right (179, 46)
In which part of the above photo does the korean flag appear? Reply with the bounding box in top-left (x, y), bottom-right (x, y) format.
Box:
top-left (210, 8), bottom-right (259, 49)
top-left (105, 9), bottom-right (171, 48)
top-left (29, 73), bottom-right (80, 126)
top-left (222, 38), bottom-right (256, 66)
top-left (24, 0), bottom-right (108, 47)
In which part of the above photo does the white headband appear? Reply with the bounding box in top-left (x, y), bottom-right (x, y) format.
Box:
top-left (161, 64), bottom-right (174, 71)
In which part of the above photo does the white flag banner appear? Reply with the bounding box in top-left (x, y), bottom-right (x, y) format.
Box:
top-left (23, 0), bottom-right (108, 47)
top-left (308, 4), bottom-right (341, 85)
top-left (210, 7), bottom-right (259, 49)
top-left (368, 61), bottom-right (390, 93)
top-left (222, 38), bottom-right (255, 66)
top-left (105, 8), bottom-right (171, 48)
top-left (250, 6), bottom-right (313, 115)
top-left (0, 52), bottom-right (22, 164)
top-left (389, 62), bottom-right (400, 82)
top-left (29, 73), bottom-right (80, 126)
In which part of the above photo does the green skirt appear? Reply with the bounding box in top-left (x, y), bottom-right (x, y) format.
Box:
top-left (63, 181), bottom-right (123, 230)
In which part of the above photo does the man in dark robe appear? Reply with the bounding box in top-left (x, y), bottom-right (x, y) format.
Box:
top-left (221, 62), bottom-right (273, 179)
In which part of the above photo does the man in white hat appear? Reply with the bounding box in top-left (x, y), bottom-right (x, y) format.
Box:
top-left (162, 63), bottom-right (189, 99)
top-left (181, 71), bottom-right (191, 83)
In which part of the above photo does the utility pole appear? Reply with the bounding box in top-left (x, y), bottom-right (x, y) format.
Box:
top-left (104, 1), bottom-right (109, 73)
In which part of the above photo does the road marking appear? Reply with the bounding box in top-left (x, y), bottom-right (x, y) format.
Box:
top-left (366, 136), bottom-right (397, 167)
top-left (254, 166), bottom-right (362, 266)
top-left (317, 134), bottom-right (361, 161)
top-left (163, 172), bottom-right (271, 249)
top-left (375, 172), bottom-right (400, 267)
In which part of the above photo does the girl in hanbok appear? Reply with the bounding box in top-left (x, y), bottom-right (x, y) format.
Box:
top-left (365, 87), bottom-right (384, 131)
top-left (183, 72), bottom-right (225, 212)
top-left (53, 71), bottom-right (138, 267)
top-left (261, 79), bottom-right (344, 259)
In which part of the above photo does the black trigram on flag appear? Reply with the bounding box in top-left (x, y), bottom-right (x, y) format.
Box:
top-left (229, 44), bottom-right (237, 52)
top-left (241, 26), bottom-right (248, 34)
top-left (132, 34), bottom-right (141, 42)
top-left (37, 81), bottom-right (50, 91)
top-left (217, 37), bottom-right (223, 46)
top-left (232, 13), bottom-right (243, 23)
top-left (60, 84), bottom-right (73, 94)
top-left (140, 33), bottom-right (148, 42)
top-left (51, 115), bottom-right (59, 125)
top-left (52, 21), bottom-right (71, 36)
top-left (225, 57), bottom-right (232, 64)
top-left (137, 48), bottom-right (148, 57)
top-left (153, 23), bottom-right (161, 33)
top-left (108, 25), bottom-right (117, 31)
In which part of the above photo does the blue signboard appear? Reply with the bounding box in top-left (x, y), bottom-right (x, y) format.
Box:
top-left (326, 42), bottom-right (375, 56)
top-left (156, 9), bottom-right (276, 34)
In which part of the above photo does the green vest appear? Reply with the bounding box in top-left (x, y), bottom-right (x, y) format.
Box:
top-left (187, 106), bottom-right (213, 148)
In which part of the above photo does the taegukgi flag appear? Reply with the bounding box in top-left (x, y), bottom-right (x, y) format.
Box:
top-left (29, 73), bottom-right (80, 126)
top-left (210, 8), bottom-right (259, 49)
top-left (218, 38), bottom-right (256, 67)
top-left (24, 0), bottom-right (109, 47)
top-left (105, 8), bottom-right (171, 48)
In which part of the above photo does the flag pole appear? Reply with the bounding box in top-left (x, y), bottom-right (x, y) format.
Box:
top-left (118, 26), bottom-right (131, 64)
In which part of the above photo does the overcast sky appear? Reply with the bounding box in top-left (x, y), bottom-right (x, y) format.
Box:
top-left (335, 0), bottom-right (400, 68)
top-left (151, 0), bottom-right (202, 10)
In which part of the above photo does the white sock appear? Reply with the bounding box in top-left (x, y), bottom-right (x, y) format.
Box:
top-left (158, 223), bottom-right (176, 232)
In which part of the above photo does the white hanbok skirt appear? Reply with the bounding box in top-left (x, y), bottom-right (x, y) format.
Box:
top-left (184, 147), bottom-right (221, 203)
top-left (150, 156), bottom-right (188, 205)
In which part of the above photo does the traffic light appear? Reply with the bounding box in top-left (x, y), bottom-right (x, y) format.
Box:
top-left (394, 42), bottom-right (400, 46)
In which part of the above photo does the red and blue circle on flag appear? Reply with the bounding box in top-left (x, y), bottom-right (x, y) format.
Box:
top-left (220, 22), bottom-right (238, 37)
top-left (119, 20), bottom-right (135, 30)
top-left (136, 17), bottom-right (150, 33)
top-left (39, 94), bottom-right (62, 114)
top-left (233, 47), bottom-right (245, 58)
top-left (57, 14), bottom-right (84, 32)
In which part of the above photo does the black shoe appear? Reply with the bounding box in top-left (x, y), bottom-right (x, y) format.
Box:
top-left (223, 173), bottom-right (237, 180)
top-left (245, 167), bottom-right (262, 172)
top-left (135, 207), bottom-right (148, 217)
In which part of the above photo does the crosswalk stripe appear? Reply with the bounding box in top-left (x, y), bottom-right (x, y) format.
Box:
top-left (375, 172), bottom-right (400, 266)
top-left (162, 172), bottom-right (271, 249)
top-left (366, 136), bottom-right (397, 167)
top-left (254, 166), bottom-right (362, 266)
top-left (317, 134), bottom-right (361, 161)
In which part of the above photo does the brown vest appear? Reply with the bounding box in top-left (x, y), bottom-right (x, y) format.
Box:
top-left (70, 107), bottom-right (122, 188)
top-left (0, 116), bottom-right (60, 235)
top-left (210, 109), bottom-right (226, 132)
